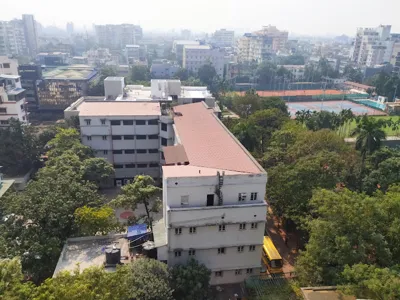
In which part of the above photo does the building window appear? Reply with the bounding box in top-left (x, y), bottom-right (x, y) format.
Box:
top-left (137, 149), bottom-right (147, 154)
top-left (250, 192), bottom-right (258, 201)
top-left (215, 271), bottom-right (223, 277)
top-left (175, 228), bottom-right (182, 235)
top-left (149, 149), bottom-right (158, 154)
top-left (149, 163), bottom-right (159, 168)
top-left (161, 137), bottom-right (168, 146)
top-left (246, 268), bottom-right (253, 274)
top-left (251, 223), bottom-right (258, 229)
top-left (113, 150), bottom-right (123, 154)
top-left (123, 120), bottom-right (134, 125)
top-left (174, 251), bottom-right (181, 257)
top-left (20, 104), bottom-right (24, 110)
top-left (3, 63), bottom-right (10, 68)
top-left (137, 163), bottom-right (147, 168)
top-left (239, 223), bottom-right (246, 230)
top-left (148, 119), bottom-right (158, 125)
top-left (249, 245), bottom-right (256, 252)
top-left (237, 246), bottom-right (244, 253)
top-left (148, 135), bottom-right (158, 140)
top-left (181, 195), bottom-right (189, 206)
top-left (124, 135), bottom-right (134, 140)
top-left (136, 135), bottom-right (146, 140)
top-left (103, 150), bottom-right (108, 155)
top-left (112, 135), bottom-right (122, 140)
top-left (217, 247), bottom-right (225, 254)
top-left (0, 108), bottom-right (6, 114)
top-left (189, 227), bottom-right (196, 234)
top-left (136, 120), bottom-right (146, 125)
top-left (87, 136), bottom-right (92, 141)
top-left (238, 193), bottom-right (247, 202)
top-left (188, 249), bottom-right (196, 256)
top-left (84, 119), bottom-right (91, 125)
top-left (102, 135), bottom-right (107, 140)
top-left (101, 119), bottom-right (106, 125)
top-left (125, 149), bottom-right (135, 154)
top-left (0, 120), bottom-right (9, 125)
top-left (113, 164), bottom-right (124, 169)
top-left (161, 123), bottom-right (167, 131)
top-left (235, 269), bottom-right (242, 275)
top-left (219, 224), bottom-right (226, 232)
top-left (110, 120), bottom-right (120, 126)
top-left (125, 164), bottom-right (135, 168)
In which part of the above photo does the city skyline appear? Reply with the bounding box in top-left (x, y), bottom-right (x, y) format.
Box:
top-left (1, 0), bottom-right (400, 36)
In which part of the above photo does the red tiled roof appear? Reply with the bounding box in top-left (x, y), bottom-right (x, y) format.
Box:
top-left (163, 145), bottom-right (189, 165)
top-left (173, 102), bottom-right (264, 174)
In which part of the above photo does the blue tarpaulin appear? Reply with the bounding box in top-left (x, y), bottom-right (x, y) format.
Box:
top-left (127, 224), bottom-right (148, 240)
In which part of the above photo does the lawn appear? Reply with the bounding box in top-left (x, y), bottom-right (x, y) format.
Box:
top-left (342, 116), bottom-right (400, 138)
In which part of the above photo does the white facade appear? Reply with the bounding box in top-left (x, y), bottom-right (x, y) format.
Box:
top-left (158, 102), bottom-right (268, 285)
top-left (182, 45), bottom-right (226, 77)
top-left (280, 65), bottom-right (305, 79)
top-left (350, 25), bottom-right (394, 66)
top-left (172, 40), bottom-right (200, 65)
top-left (0, 20), bottom-right (27, 56)
top-left (0, 75), bottom-right (28, 126)
top-left (0, 56), bottom-right (18, 75)
top-left (212, 29), bottom-right (235, 47)
top-left (95, 24), bottom-right (143, 49)
top-left (125, 45), bottom-right (140, 64)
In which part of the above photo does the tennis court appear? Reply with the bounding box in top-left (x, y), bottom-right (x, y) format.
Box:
top-left (287, 100), bottom-right (386, 117)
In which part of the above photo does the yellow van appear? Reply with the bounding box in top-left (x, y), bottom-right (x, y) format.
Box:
top-left (262, 236), bottom-right (283, 274)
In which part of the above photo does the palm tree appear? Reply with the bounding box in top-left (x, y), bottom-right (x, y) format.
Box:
top-left (351, 115), bottom-right (386, 176)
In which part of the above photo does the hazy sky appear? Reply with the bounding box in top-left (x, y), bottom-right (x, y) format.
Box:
top-left (1, 0), bottom-right (399, 36)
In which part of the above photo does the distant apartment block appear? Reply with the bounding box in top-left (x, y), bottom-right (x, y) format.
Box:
top-left (125, 45), bottom-right (140, 64)
top-left (0, 19), bottom-right (27, 56)
top-left (0, 56), bottom-right (18, 75)
top-left (151, 60), bottom-right (180, 79)
top-left (183, 45), bottom-right (226, 77)
top-left (350, 25), bottom-right (397, 67)
top-left (95, 24), bottom-right (143, 49)
top-left (22, 14), bottom-right (38, 57)
top-left (38, 65), bottom-right (98, 111)
top-left (18, 64), bottom-right (42, 112)
top-left (279, 65), bottom-right (305, 79)
top-left (64, 78), bottom-right (218, 185)
top-left (211, 29), bottom-right (235, 47)
top-left (238, 26), bottom-right (288, 63)
top-left (0, 75), bottom-right (28, 126)
top-left (172, 40), bottom-right (200, 66)
top-left (37, 52), bottom-right (70, 66)
top-left (84, 48), bottom-right (113, 66)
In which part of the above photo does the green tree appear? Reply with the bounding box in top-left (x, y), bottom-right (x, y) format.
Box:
top-left (74, 205), bottom-right (121, 236)
top-left (81, 157), bottom-right (114, 185)
top-left (295, 186), bottom-right (400, 286)
top-left (278, 55), bottom-right (305, 65)
top-left (343, 65), bottom-right (363, 83)
top-left (230, 120), bottom-right (259, 152)
top-left (232, 90), bottom-right (261, 118)
top-left (0, 119), bottom-right (41, 176)
top-left (248, 109), bottom-right (289, 152)
top-left (87, 67), bottom-right (118, 96)
top-left (265, 128), bottom-right (360, 223)
top-left (174, 68), bottom-right (189, 81)
top-left (124, 258), bottom-right (173, 300)
top-left (131, 65), bottom-right (150, 82)
top-left (0, 258), bottom-right (35, 300)
top-left (350, 115), bottom-right (387, 175)
top-left (259, 96), bottom-right (289, 115)
top-left (111, 175), bottom-right (161, 234)
top-left (197, 64), bottom-right (217, 86)
top-left (170, 258), bottom-right (211, 300)
top-left (341, 264), bottom-right (400, 300)
top-left (256, 62), bottom-right (277, 85)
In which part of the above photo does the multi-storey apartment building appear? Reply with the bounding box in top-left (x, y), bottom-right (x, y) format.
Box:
top-left (238, 26), bottom-right (288, 63)
top-left (0, 75), bottom-right (28, 126)
top-left (22, 14), bottom-right (38, 57)
top-left (0, 20), bottom-right (27, 56)
top-left (182, 45), bottom-right (226, 77)
top-left (64, 78), bottom-right (218, 185)
top-left (211, 29), bottom-right (235, 48)
top-left (94, 24), bottom-right (143, 49)
top-left (172, 40), bottom-right (200, 66)
top-left (156, 102), bottom-right (267, 285)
